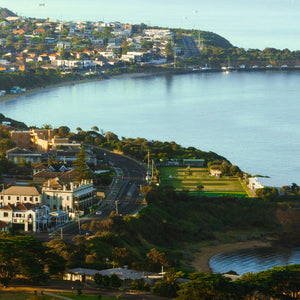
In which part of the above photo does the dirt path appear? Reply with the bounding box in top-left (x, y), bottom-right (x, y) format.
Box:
top-left (192, 240), bottom-right (272, 273)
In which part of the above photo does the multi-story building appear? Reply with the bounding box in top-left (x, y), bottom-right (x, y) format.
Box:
top-left (0, 202), bottom-right (68, 232)
top-left (42, 178), bottom-right (96, 211)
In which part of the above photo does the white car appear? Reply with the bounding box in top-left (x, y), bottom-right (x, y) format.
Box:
top-left (95, 211), bottom-right (102, 215)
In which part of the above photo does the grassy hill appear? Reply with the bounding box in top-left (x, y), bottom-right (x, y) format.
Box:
top-left (199, 30), bottom-right (233, 49)
top-left (0, 8), bottom-right (17, 18)
top-left (77, 186), bottom-right (295, 272)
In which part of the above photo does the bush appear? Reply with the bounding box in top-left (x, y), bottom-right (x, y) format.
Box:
top-left (110, 273), bottom-right (122, 288)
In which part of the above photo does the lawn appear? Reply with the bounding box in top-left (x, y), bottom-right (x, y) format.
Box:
top-left (159, 166), bottom-right (250, 197)
top-left (57, 293), bottom-right (121, 299)
top-left (0, 291), bottom-right (120, 300)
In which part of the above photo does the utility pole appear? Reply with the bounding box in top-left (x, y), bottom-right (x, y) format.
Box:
top-left (115, 200), bottom-right (119, 215)
top-left (60, 227), bottom-right (63, 240)
top-left (78, 211), bottom-right (81, 235)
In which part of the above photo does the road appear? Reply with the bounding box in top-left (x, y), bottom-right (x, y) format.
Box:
top-left (94, 147), bottom-right (146, 216)
top-left (41, 147), bottom-right (147, 241)
top-left (182, 35), bottom-right (201, 59)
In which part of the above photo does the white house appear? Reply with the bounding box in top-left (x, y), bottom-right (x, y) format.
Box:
top-left (0, 202), bottom-right (68, 232)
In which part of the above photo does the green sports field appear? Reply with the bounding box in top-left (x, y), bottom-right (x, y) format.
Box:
top-left (159, 167), bottom-right (251, 197)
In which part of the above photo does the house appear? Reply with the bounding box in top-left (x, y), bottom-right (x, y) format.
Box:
top-left (48, 162), bottom-right (73, 172)
top-left (57, 41), bottom-right (71, 51)
top-left (0, 220), bottom-right (9, 231)
top-left (183, 159), bottom-right (205, 167)
top-left (247, 177), bottom-right (277, 192)
top-left (6, 147), bottom-right (42, 164)
top-left (33, 169), bottom-right (76, 185)
top-left (0, 186), bottom-right (42, 206)
top-left (38, 55), bottom-right (50, 62)
top-left (64, 267), bottom-right (161, 285)
top-left (33, 28), bottom-right (45, 35)
top-left (9, 130), bottom-right (33, 148)
top-left (0, 202), bottom-right (68, 232)
top-left (32, 162), bottom-right (48, 174)
top-left (55, 149), bottom-right (97, 165)
top-left (210, 169), bottom-right (222, 177)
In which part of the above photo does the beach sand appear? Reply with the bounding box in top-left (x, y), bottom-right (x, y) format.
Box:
top-left (192, 240), bottom-right (272, 273)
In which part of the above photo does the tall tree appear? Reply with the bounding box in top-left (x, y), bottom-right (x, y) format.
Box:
top-left (73, 145), bottom-right (91, 181)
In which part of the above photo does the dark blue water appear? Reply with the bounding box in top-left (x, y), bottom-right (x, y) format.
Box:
top-left (210, 246), bottom-right (300, 275)
top-left (0, 71), bottom-right (299, 186)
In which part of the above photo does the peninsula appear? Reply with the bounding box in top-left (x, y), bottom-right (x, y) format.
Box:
top-left (1, 7), bottom-right (300, 100)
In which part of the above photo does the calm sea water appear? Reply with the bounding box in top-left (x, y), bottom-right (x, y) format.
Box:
top-left (210, 246), bottom-right (300, 275)
top-left (0, 71), bottom-right (299, 186)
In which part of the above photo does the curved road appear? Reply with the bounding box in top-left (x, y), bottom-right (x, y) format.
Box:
top-left (94, 147), bottom-right (147, 216)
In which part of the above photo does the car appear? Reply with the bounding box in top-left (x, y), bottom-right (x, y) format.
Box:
top-left (95, 211), bottom-right (102, 215)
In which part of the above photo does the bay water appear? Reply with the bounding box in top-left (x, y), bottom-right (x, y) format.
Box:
top-left (0, 71), bottom-right (299, 187)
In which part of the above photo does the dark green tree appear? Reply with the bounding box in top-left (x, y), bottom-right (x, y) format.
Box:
top-left (73, 145), bottom-right (91, 181)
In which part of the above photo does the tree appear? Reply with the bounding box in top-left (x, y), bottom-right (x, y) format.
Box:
top-left (153, 269), bottom-right (181, 298)
top-left (73, 145), bottom-right (91, 182)
top-left (0, 235), bottom-right (65, 287)
top-left (176, 273), bottom-right (235, 300)
top-left (146, 248), bottom-right (169, 272)
top-left (165, 41), bottom-right (174, 61)
top-left (256, 187), bottom-right (279, 201)
top-left (109, 273), bottom-right (122, 287)
top-left (94, 273), bottom-right (103, 285)
top-left (91, 126), bottom-right (99, 132)
top-left (57, 126), bottom-right (70, 137)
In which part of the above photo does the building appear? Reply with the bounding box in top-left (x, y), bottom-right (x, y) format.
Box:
top-left (6, 147), bottom-right (42, 164)
top-left (33, 169), bottom-right (76, 185)
top-left (0, 202), bottom-right (68, 232)
top-left (183, 159), bottom-right (205, 167)
top-left (64, 267), bottom-right (161, 285)
top-left (0, 186), bottom-right (42, 206)
top-left (42, 178), bottom-right (96, 211)
top-left (0, 220), bottom-right (9, 231)
top-left (210, 169), bottom-right (222, 177)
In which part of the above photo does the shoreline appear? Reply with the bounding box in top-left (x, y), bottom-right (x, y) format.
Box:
top-left (192, 240), bottom-right (272, 273)
top-left (1, 67), bottom-right (299, 105)
top-left (0, 70), bottom-right (165, 104)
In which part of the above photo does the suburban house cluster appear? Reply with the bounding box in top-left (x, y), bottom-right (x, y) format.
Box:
top-left (0, 14), bottom-right (181, 87)
top-left (0, 128), bottom-right (98, 233)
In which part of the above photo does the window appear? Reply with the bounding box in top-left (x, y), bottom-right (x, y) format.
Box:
top-left (8, 196), bottom-right (10, 200)
top-left (17, 196), bottom-right (20, 201)
top-left (35, 197), bottom-right (39, 202)
top-left (30, 197), bottom-right (33, 202)
top-left (47, 195), bottom-right (50, 200)
top-left (0, 196), bottom-right (2, 200)
top-left (24, 197), bottom-right (27, 201)
top-left (4, 212), bottom-right (8, 217)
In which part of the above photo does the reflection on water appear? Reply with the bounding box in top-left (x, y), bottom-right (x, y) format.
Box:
top-left (209, 246), bottom-right (300, 275)
top-left (0, 72), bottom-right (299, 186)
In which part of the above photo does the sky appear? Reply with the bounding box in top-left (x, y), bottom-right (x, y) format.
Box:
top-left (2, 0), bottom-right (300, 50)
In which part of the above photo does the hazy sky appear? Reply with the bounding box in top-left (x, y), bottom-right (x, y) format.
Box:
top-left (2, 0), bottom-right (300, 50)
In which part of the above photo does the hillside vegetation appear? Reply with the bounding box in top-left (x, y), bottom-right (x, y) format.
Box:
top-left (69, 186), bottom-right (287, 272)
top-left (0, 8), bottom-right (17, 18)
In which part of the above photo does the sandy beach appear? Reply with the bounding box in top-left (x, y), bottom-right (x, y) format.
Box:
top-left (192, 240), bottom-right (272, 273)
